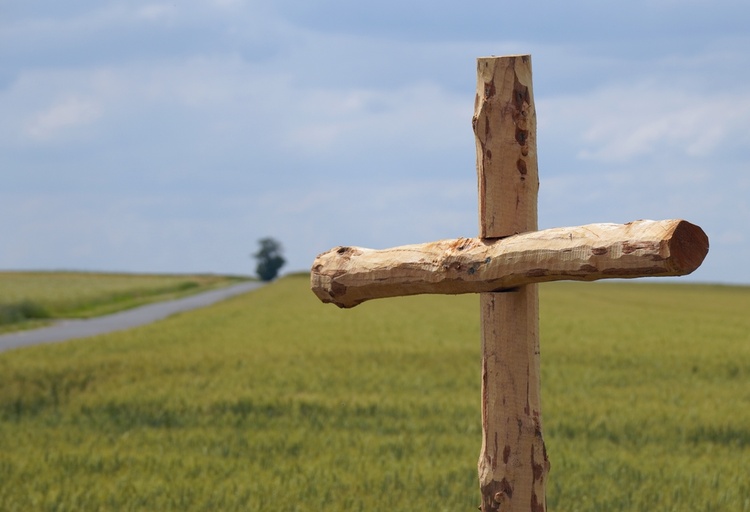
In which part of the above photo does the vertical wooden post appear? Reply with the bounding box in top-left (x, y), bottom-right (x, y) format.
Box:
top-left (474, 56), bottom-right (549, 511)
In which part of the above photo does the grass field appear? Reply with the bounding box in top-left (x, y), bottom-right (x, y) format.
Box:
top-left (0, 271), bottom-right (250, 332)
top-left (0, 275), bottom-right (749, 511)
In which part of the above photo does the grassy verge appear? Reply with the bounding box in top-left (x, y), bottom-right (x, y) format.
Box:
top-left (0, 276), bottom-right (748, 510)
top-left (0, 271), bottom-right (252, 333)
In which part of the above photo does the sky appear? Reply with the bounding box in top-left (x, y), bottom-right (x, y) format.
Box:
top-left (2, 0), bottom-right (749, 284)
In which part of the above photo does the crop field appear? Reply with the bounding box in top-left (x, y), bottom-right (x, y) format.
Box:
top-left (0, 275), bottom-right (749, 511)
top-left (0, 271), bottom-right (250, 332)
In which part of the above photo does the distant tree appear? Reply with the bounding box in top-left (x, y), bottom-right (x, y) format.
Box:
top-left (253, 237), bottom-right (286, 281)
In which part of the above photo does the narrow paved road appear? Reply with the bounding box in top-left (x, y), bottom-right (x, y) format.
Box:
top-left (0, 281), bottom-right (263, 353)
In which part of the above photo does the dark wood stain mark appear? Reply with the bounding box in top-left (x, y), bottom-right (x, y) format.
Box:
top-left (485, 80), bottom-right (496, 99)
top-left (492, 432), bottom-right (499, 469)
top-left (622, 241), bottom-right (659, 254)
top-left (499, 477), bottom-right (513, 499)
top-left (517, 158), bottom-right (528, 176)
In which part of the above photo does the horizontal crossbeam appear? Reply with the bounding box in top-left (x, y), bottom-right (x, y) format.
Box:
top-left (311, 219), bottom-right (708, 308)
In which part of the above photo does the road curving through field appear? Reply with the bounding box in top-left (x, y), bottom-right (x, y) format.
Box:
top-left (0, 281), bottom-right (263, 353)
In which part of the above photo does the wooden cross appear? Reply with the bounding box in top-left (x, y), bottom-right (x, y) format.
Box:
top-left (310, 55), bottom-right (709, 512)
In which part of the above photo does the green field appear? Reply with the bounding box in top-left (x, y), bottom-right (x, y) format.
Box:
top-left (0, 271), bottom-right (250, 332)
top-left (1, 275), bottom-right (749, 511)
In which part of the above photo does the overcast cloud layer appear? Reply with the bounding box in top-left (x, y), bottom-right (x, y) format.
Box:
top-left (2, 1), bottom-right (749, 284)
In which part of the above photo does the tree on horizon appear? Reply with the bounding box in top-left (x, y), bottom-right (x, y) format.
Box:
top-left (252, 237), bottom-right (286, 281)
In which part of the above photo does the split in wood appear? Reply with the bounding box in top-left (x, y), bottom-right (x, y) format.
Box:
top-left (310, 219), bottom-right (709, 308)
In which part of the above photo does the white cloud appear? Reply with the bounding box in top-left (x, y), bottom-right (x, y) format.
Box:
top-left (210, 0), bottom-right (246, 7)
top-left (24, 97), bottom-right (102, 140)
top-left (136, 4), bottom-right (178, 22)
top-left (545, 83), bottom-right (750, 163)
top-left (2, 51), bottom-right (471, 179)
top-left (284, 82), bottom-right (468, 156)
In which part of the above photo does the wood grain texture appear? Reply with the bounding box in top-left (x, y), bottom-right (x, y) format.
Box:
top-left (310, 219), bottom-right (708, 308)
top-left (474, 55), bottom-right (546, 512)
top-left (474, 55), bottom-right (538, 239)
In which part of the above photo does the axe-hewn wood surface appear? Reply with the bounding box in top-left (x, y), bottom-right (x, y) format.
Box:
top-left (474, 55), bottom-right (545, 512)
top-left (311, 218), bottom-right (708, 309)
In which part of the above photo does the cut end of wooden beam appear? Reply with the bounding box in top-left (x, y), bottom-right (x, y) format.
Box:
top-left (667, 220), bottom-right (709, 275)
top-left (310, 246), bottom-right (366, 309)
